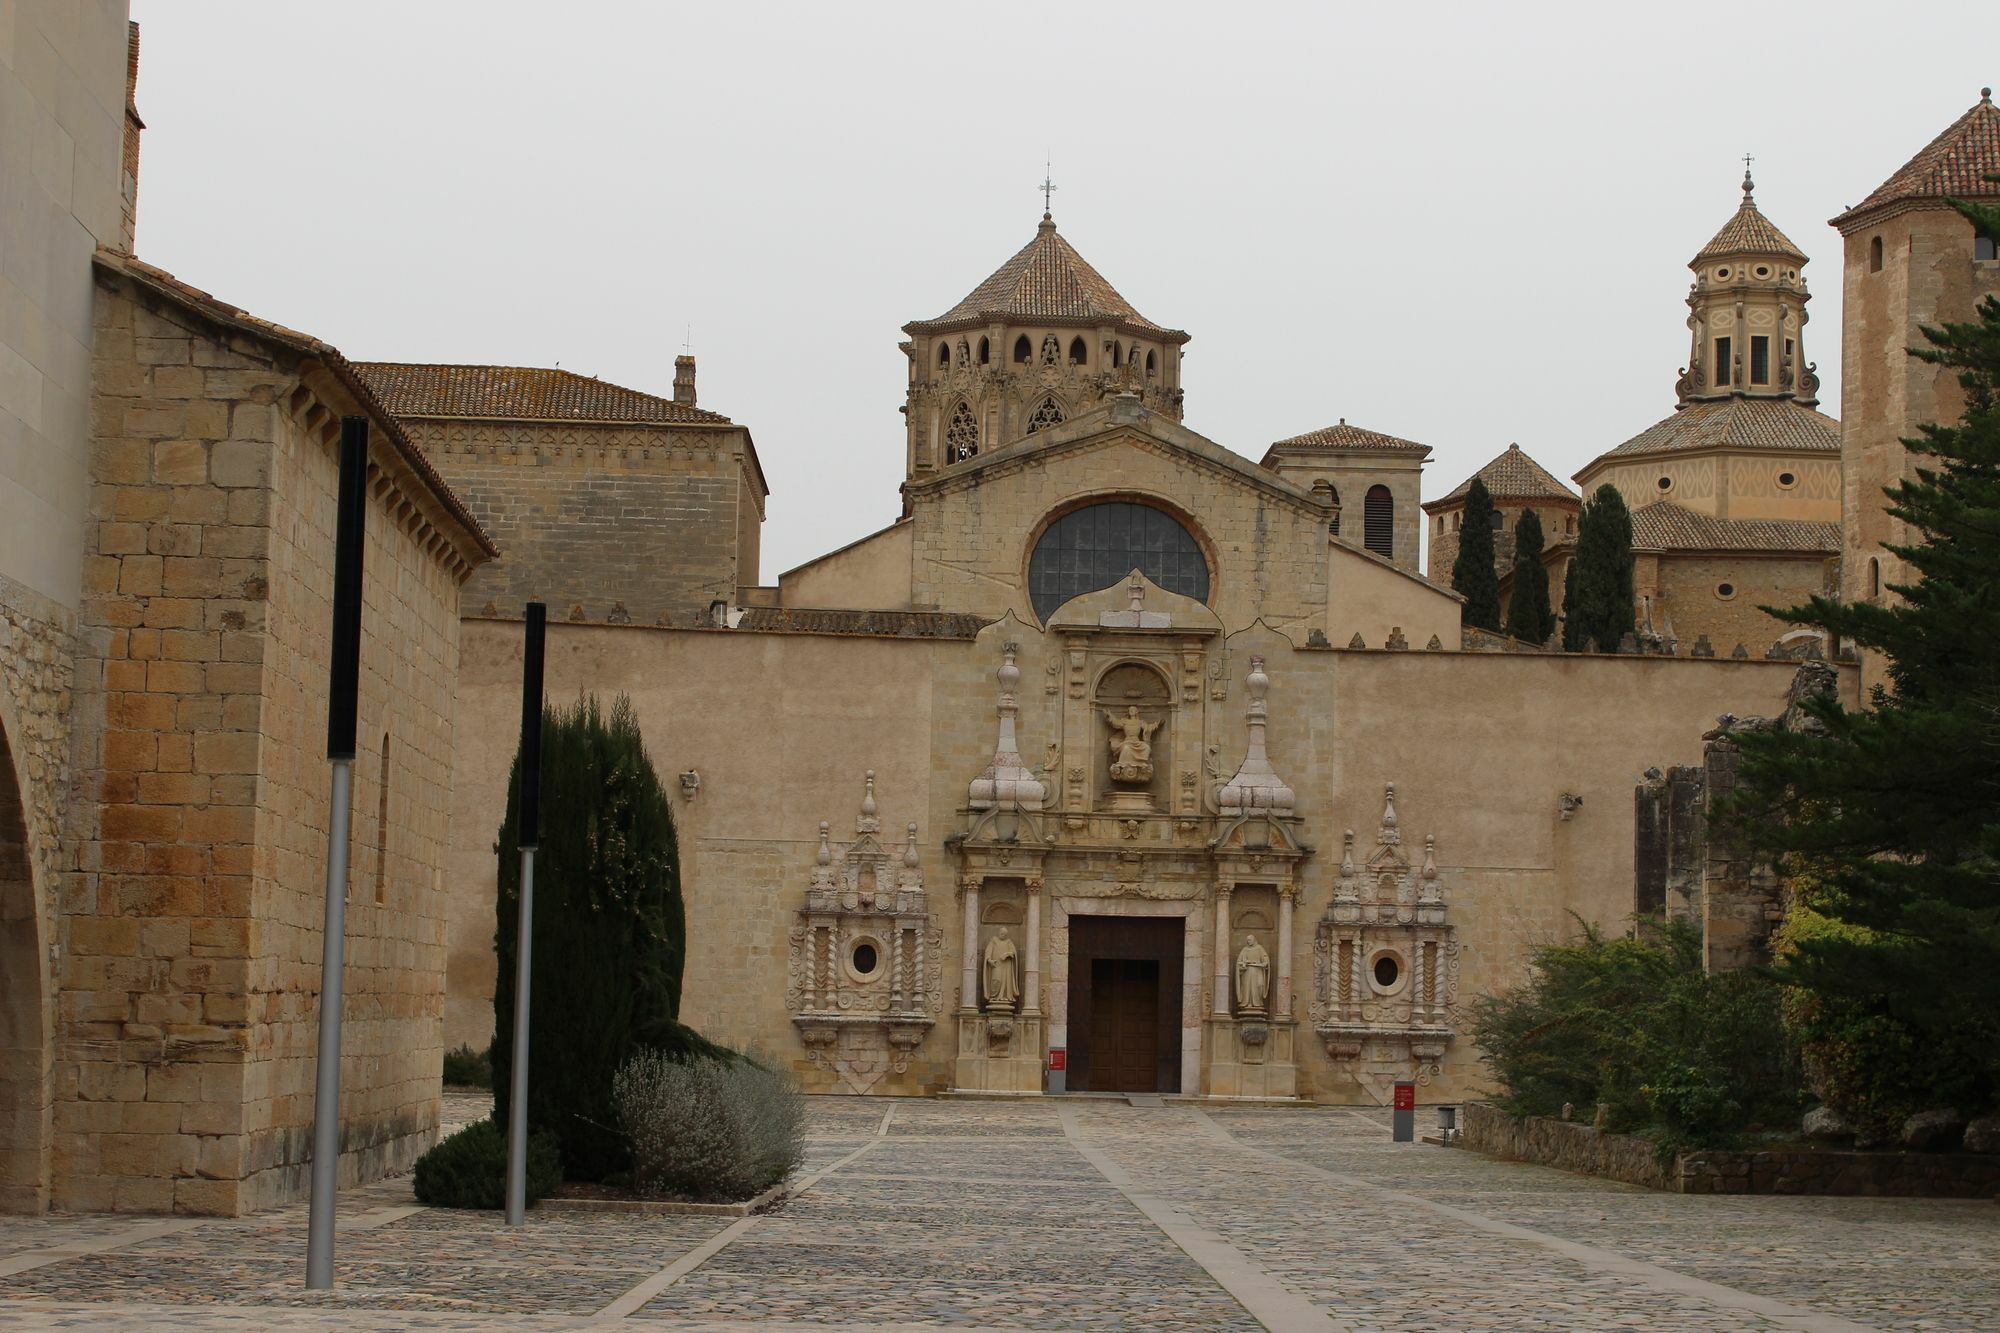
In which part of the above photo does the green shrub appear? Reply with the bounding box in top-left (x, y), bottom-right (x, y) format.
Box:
top-left (412, 1118), bottom-right (560, 1210)
top-left (493, 695), bottom-right (725, 1181)
top-left (612, 1050), bottom-right (804, 1202)
top-left (1469, 916), bottom-right (1803, 1148)
top-left (442, 1044), bottom-right (491, 1089)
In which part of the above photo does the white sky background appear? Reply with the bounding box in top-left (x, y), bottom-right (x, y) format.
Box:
top-left (128, 1), bottom-right (1987, 578)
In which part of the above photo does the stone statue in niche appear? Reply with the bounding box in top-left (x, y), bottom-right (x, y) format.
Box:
top-left (982, 927), bottom-right (1019, 1010)
top-left (1103, 706), bottom-right (1161, 783)
top-left (1235, 933), bottom-right (1271, 1014)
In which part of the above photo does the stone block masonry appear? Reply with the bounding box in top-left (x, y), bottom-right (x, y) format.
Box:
top-left (57, 266), bottom-right (487, 1213)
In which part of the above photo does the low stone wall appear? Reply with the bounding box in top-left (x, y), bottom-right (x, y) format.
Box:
top-left (1460, 1104), bottom-right (2000, 1197)
top-left (1679, 1149), bottom-right (2000, 1197)
top-left (1458, 1103), bottom-right (1673, 1190)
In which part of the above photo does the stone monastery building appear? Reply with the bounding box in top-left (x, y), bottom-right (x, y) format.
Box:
top-left (2, 3), bottom-right (1997, 1212)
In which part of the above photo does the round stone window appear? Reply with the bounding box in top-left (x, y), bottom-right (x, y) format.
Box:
top-left (1027, 501), bottom-right (1209, 622)
top-left (1368, 951), bottom-right (1406, 994)
top-left (1777, 471), bottom-right (1797, 489)
top-left (1656, 475), bottom-right (1673, 493)
top-left (1716, 582), bottom-right (1737, 601)
top-left (1755, 265), bottom-right (1771, 278)
top-left (1716, 267), bottom-right (1731, 279)
top-left (847, 939), bottom-right (882, 981)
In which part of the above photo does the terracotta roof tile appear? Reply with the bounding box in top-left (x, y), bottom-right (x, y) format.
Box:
top-left (1695, 176), bottom-right (1807, 263)
top-left (734, 608), bottom-right (991, 639)
top-left (350, 363), bottom-right (733, 425)
top-left (1630, 501), bottom-right (1839, 554)
top-left (1596, 396), bottom-right (1840, 462)
top-left (1428, 443), bottom-right (1578, 509)
top-left (1836, 92), bottom-right (2000, 228)
top-left (905, 215), bottom-right (1184, 340)
top-left (1265, 420), bottom-right (1431, 456)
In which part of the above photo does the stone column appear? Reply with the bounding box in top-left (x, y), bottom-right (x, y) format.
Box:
top-left (1022, 876), bottom-right (1043, 1016)
top-left (959, 875), bottom-right (981, 1013)
top-left (1212, 884), bottom-right (1233, 1018)
top-left (1276, 885), bottom-right (1296, 1016)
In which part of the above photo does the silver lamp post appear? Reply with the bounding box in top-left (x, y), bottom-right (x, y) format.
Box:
top-left (505, 601), bottom-right (546, 1226)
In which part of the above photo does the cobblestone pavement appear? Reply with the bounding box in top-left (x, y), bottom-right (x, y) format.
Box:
top-left (0, 1097), bottom-right (1991, 1330)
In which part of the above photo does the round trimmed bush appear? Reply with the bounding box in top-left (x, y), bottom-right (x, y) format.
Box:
top-left (412, 1118), bottom-right (560, 1210)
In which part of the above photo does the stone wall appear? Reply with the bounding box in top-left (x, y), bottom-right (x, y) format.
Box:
top-left (57, 272), bottom-right (477, 1213)
top-left (1458, 1101), bottom-right (1674, 1190)
top-left (411, 419), bottom-right (760, 623)
top-left (1643, 550), bottom-right (1834, 657)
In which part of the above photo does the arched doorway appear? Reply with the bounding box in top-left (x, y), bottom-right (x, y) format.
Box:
top-left (0, 719), bottom-right (47, 1212)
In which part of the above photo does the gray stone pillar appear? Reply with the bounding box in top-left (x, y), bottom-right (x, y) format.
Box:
top-left (959, 876), bottom-right (981, 1013)
top-left (1276, 885), bottom-right (1296, 1016)
top-left (1213, 885), bottom-right (1233, 1017)
top-left (1022, 877), bottom-right (1042, 1016)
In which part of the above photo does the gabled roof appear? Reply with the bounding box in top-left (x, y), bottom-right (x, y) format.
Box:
top-left (1425, 443), bottom-right (1578, 511)
top-left (1590, 396), bottom-right (1840, 465)
top-left (1630, 501), bottom-right (1839, 554)
top-left (1262, 419), bottom-right (1431, 460)
top-left (1835, 90), bottom-right (2000, 230)
top-left (351, 363), bottom-right (733, 425)
top-left (93, 250), bottom-right (497, 560)
top-left (1694, 174), bottom-right (1807, 264)
top-left (904, 215), bottom-right (1186, 341)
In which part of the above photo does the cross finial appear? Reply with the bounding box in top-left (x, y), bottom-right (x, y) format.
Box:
top-left (1741, 152), bottom-right (1755, 199)
top-left (1040, 160), bottom-right (1057, 218)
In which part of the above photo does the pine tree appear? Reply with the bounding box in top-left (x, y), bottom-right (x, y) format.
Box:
top-left (1504, 507), bottom-right (1557, 645)
top-left (1724, 191), bottom-right (2000, 1123)
top-left (492, 694), bottom-right (714, 1180)
top-left (1451, 478), bottom-right (1503, 632)
top-left (1563, 485), bottom-right (1635, 651)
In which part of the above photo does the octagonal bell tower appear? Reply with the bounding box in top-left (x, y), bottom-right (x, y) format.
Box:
top-left (1676, 169), bottom-right (1817, 406)
top-left (900, 212), bottom-right (1190, 486)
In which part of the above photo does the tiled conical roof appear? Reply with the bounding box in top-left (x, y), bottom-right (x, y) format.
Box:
top-left (1427, 443), bottom-right (1578, 509)
top-left (1834, 89), bottom-right (2000, 229)
top-left (1694, 172), bottom-right (1806, 263)
top-left (905, 215), bottom-right (1185, 340)
top-left (1265, 419), bottom-right (1430, 455)
top-left (1593, 397), bottom-right (1840, 463)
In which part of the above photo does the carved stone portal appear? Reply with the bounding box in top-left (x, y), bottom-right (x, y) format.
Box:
top-left (789, 773), bottom-right (942, 1092)
top-left (1311, 785), bottom-right (1460, 1093)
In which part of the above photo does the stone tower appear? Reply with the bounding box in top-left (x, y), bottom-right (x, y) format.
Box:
top-left (899, 213), bottom-right (1189, 487)
top-left (1677, 169), bottom-right (1817, 408)
top-left (1833, 89), bottom-right (2000, 689)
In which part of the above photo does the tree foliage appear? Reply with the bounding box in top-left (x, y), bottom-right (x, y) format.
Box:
top-left (492, 694), bottom-right (717, 1181)
top-left (1562, 484), bottom-right (1635, 651)
top-left (1450, 479), bottom-right (1503, 632)
top-left (1469, 918), bottom-right (1801, 1149)
top-left (1504, 507), bottom-right (1557, 645)
top-left (1722, 192), bottom-right (2000, 1122)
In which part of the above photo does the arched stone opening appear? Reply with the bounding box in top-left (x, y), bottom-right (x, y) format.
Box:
top-left (0, 719), bottom-right (48, 1213)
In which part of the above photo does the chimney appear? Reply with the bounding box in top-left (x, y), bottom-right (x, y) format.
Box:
top-left (119, 22), bottom-right (144, 253)
top-left (673, 355), bottom-right (697, 407)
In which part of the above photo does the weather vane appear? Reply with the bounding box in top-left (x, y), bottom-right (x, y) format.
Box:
top-left (1041, 160), bottom-right (1057, 216)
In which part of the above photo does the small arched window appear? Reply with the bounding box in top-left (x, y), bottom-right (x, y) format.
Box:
top-left (1068, 336), bottom-right (1087, 365)
top-left (373, 732), bottom-right (391, 905)
top-left (1110, 343), bottom-right (1122, 369)
top-left (1145, 350), bottom-right (1157, 376)
top-left (1013, 335), bottom-right (1032, 364)
top-left (945, 401), bottom-right (979, 462)
top-left (1869, 556), bottom-right (1881, 598)
top-left (1490, 510), bottom-right (1504, 530)
top-left (978, 336), bottom-right (991, 365)
top-left (937, 343), bottom-right (951, 368)
top-left (1870, 236), bottom-right (1884, 273)
top-left (1363, 485), bottom-right (1394, 559)
top-left (1025, 396), bottom-right (1066, 434)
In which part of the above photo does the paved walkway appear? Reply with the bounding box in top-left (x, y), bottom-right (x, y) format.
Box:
top-left (0, 1095), bottom-right (1990, 1330)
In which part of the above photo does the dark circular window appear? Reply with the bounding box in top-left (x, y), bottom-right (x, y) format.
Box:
top-left (1777, 471), bottom-right (1796, 488)
top-left (1656, 475), bottom-right (1673, 491)
top-left (1373, 955), bottom-right (1401, 988)
top-left (851, 943), bottom-right (878, 976)
top-left (1027, 501), bottom-right (1209, 622)
top-left (1716, 583), bottom-right (1736, 600)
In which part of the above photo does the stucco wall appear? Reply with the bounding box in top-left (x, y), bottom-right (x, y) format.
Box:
top-left (778, 521), bottom-right (913, 610)
top-left (446, 614), bottom-right (1815, 1105)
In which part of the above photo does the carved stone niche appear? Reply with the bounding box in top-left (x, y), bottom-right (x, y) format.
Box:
top-left (788, 772), bottom-right (942, 1093)
top-left (1095, 661), bottom-right (1171, 815)
top-left (1311, 785), bottom-right (1459, 1085)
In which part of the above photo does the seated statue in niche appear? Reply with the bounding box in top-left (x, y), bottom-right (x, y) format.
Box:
top-left (1235, 933), bottom-right (1270, 1015)
top-left (982, 927), bottom-right (1019, 1011)
top-left (1103, 706), bottom-right (1161, 784)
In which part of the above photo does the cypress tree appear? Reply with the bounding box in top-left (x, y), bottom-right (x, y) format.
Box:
top-left (492, 694), bottom-right (711, 1180)
top-left (1504, 507), bottom-right (1557, 645)
top-left (1723, 190), bottom-right (2000, 1123)
top-left (1563, 485), bottom-right (1635, 651)
top-left (1451, 478), bottom-right (1503, 632)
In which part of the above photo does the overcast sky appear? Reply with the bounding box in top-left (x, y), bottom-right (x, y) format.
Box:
top-left (127, 1), bottom-right (1988, 577)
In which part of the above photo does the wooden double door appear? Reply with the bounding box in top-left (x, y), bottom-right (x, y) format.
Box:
top-left (1067, 916), bottom-right (1181, 1094)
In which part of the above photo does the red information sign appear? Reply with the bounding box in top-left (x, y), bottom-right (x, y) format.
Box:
top-left (1392, 1082), bottom-right (1416, 1111)
top-left (1048, 1049), bottom-right (1067, 1072)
